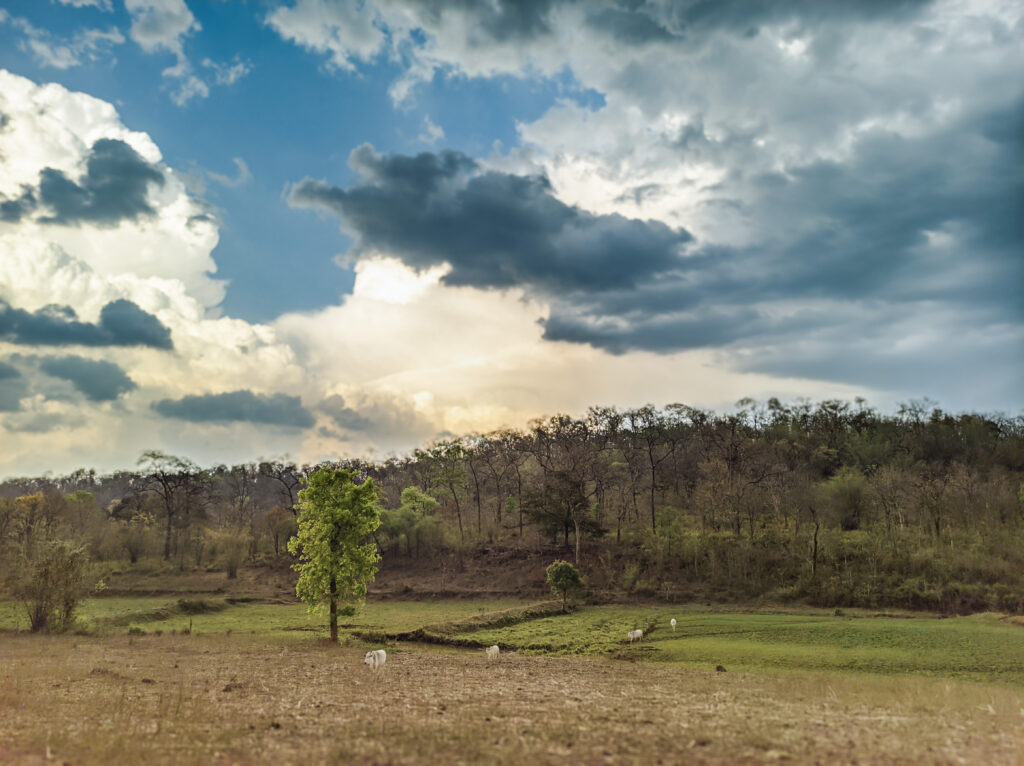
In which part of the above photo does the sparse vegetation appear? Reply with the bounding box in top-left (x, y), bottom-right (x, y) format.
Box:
top-left (1, 600), bottom-right (1023, 764)
top-left (2, 399), bottom-right (1024, 762)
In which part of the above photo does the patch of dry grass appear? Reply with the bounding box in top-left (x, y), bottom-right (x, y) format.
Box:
top-left (1, 633), bottom-right (1022, 765)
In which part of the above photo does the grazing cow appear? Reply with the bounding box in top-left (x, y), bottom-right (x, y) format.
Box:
top-left (628, 629), bottom-right (643, 643)
top-left (363, 649), bottom-right (387, 669)
top-left (670, 618), bottom-right (677, 632)
top-left (485, 645), bottom-right (500, 660)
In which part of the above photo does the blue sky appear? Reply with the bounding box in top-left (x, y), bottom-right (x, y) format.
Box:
top-left (0, 0), bottom-right (1020, 476)
top-left (0, 0), bottom-right (601, 320)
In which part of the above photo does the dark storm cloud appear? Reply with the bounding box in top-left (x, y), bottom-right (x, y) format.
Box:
top-left (0, 186), bottom-right (37, 222)
top-left (541, 98), bottom-right (1023, 356)
top-left (415, 0), bottom-right (558, 42)
top-left (402, 0), bottom-right (935, 49)
top-left (409, 0), bottom-right (934, 49)
top-left (542, 307), bottom-right (763, 355)
top-left (0, 298), bottom-right (173, 349)
top-left (38, 355), bottom-right (136, 402)
top-left (316, 392), bottom-right (440, 442)
top-left (0, 360), bottom-right (26, 412)
top-left (290, 144), bottom-right (691, 293)
top-left (646, 0), bottom-right (933, 40)
top-left (38, 138), bottom-right (164, 226)
top-left (97, 299), bottom-right (174, 349)
top-left (318, 394), bottom-right (374, 431)
top-left (152, 390), bottom-right (315, 428)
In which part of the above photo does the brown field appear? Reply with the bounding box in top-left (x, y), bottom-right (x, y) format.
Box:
top-left (2, 633), bottom-right (1022, 765)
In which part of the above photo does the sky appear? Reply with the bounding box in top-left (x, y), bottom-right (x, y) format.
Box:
top-left (0, 0), bottom-right (1021, 478)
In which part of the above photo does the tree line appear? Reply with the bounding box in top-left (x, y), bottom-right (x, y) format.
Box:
top-left (2, 398), bottom-right (1023, 624)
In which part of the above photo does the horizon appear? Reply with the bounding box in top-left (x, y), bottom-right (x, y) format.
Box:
top-left (1, 0), bottom-right (1021, 478)
top-left (1, 395), bottom-right (1017, 481)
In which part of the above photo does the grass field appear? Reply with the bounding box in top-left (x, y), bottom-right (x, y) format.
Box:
top-left (2, 598), bottom-right (1023, 763)
top-left (0, 597), bottom-right (527, 639)
top-left (455, 606), bottom-right (1024, 685)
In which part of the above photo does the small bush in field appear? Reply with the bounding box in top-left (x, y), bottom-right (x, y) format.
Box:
top-left (15, 540), bottom-right (93, 633)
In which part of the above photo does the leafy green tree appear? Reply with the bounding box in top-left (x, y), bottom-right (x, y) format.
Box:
top-left (546, 559), bottom-right (584, 611)
top-left (287, 468), bottom-right (382, 643)
top-left (380, 487), bottom-right (442, 557)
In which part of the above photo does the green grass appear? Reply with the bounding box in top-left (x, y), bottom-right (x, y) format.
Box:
top-left (0, 597), bottom-right (527, 641)
top-left (452, 606), bottom-right (1024, 684)
top-left (4, 597), bottom-right (1022, 686)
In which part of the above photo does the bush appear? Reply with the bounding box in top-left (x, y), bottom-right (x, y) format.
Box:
top-left (15, 540), bottom-right (93, 633)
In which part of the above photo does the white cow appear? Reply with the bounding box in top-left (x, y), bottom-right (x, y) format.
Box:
top-left (485, 645), bottom-right (500, 660)
top-left (670, 618), bottom-right (677, 632)
top-left (628, 629), bottom-right (643, 643)
top-left (363, 649), bottom-right (387, 669)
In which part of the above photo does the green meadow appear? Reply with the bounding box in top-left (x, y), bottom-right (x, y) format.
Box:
top-left (455, 606), bottom-right (1024, 685)
top-left (3, 598), bottom-right (1021, 686)
top-left (0, 597), bottom-right (526, 640)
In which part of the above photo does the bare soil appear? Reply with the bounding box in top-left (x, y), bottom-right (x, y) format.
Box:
top-left (1, 633), bottom-right (1021, 765)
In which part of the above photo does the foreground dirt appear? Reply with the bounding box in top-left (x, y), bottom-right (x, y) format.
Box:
top-left (1, 634), bottom-right (1022, 765)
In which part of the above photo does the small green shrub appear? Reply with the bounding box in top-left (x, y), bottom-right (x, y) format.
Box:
top-left (14, 540), bottom-right (94, 633)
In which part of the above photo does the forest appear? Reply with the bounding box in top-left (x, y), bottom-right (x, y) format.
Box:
top-left (2, 398), bottom-right (1023, 617)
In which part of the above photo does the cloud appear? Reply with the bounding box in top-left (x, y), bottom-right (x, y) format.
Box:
top-left (38, 138), bottom-right (165, 226)
top-left (4, 16), bottom-right (124, 70)
top-left (0, 187), bottom-right (36, 223)
top-left (0, 71), bottom-right (226, 307)
top-left (207, 157), bottom-right (252, 188)
top-left (201, 56), bottom-right (252, 86)
top-left (271, 0), bottom-right (1022, 415)
top-left (289, 144), bottom-right (691, 294)
top-left (56, 0), bottom-right (113, 10)
top-left (168, 74), bottom-right (209, 106)
top-left (418, 116), bottom-right (444, 146)
top-left (265, 0), bottom-right (937, 105)
top-left (95, 298), bottom-right (175, 349)
top-left (124, 1), bottom-right (249, 106)
top-left (125, 0), bottom-right (199, 57)
top-left (3, 411), bottom-right (78, 434)
top-left (0, 298), bottom-right (173, 349)
top-left (152, 390), bottom-right (315, 428)
top-left (265, 0), bottom-right (386, 72)
top-left (0, 361), bottom-right (26, 412)
top-left (38, 354), bottom-right (137, 401)
top-left (318, 393), bottom-right (373, 431)
top-left (317, 391), bottom-right (439, 443)
top-left (0, 72), bottom-right (318, 476)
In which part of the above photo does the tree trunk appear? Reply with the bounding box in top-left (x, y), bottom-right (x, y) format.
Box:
top-left (449, 486), bottom-right (464, 544)
top-left (164, 512), bottom-right (172, 560)
top-left (810, 510), bottom-right (820, 581)
top-left (329, 575), bottom-right (338, 643)
top-left (650, 466), bottom-right (657, 533)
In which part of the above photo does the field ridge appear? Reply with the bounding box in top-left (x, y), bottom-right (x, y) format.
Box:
top-left (352, 600), bottom-right (569, 648)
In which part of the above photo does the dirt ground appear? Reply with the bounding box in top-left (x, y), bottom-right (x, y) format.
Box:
top-left (1, 633), bottom-right (1022, 765)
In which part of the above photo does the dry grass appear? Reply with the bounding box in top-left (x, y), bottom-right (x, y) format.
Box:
top-left (2, 633), bottom-right (1022, 765)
